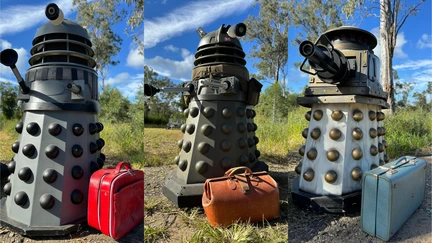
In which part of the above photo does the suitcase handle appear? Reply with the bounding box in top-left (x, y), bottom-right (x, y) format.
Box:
top-left (114, 162), bottom-right (132, 173)
top-left (225, 166), bottom-right (253, 177)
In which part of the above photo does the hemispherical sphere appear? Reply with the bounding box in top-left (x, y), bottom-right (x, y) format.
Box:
top-left (383, 140), bottom-right (388, 148)
top-left (305, 111), bottom-right (311, 121)
top-left (189, 107), bottom-right (199, 117)
top-left (15, 121), bottom-right (23, 134)
top-left (90, 161), bottom-right (99, 173)
top-left (247, 123), bottom-right (253, 132)
top-left (377, 111), bottom-right (385, 121)
top-left (26, 122), bottom-right (39, 136)
top-left (371, 164), bottom-right (378, 170)
top-left (370, 128), bottom-right (377, 138)
top-left (96, 138), bottom-right (105, 150)
top-left (8, 160), bottom-right (16, 173)
top-left (238, 123), bottom-right (246, 133)
top-left (302, 128), bottom-right (309, 139)
top-left (370, 145), bottom-right (378, 156)
top-left (95, 122), bottom-right (103, 132)
top-left (299, 145), bottom-right (305, 156)
top-left (369, 111), bottom-right (377, 121)
top-left (22, 144), bottom-right (36, 158)
top-left (303, 168), bottom-right (314, 181)
top-left (249, 153), bottom-right (256, 162)
top-left (201, 124), bottom-right (213, 136)
top-left (14, 191), bottom-right (28, 206)
top-left (238, 138), bottom-right (247, 149)
top-left (237, 107), bottom-right (245, 117)
top-left (186, 124), bottom-right (195, 134)
top-left (384, 154), bottom-right (389, 163)
top-left (295, 163), bottom-right (302, 175)
top-left (220, 158), bottom-right (232, 171)
top-left (100, 153), bottom-right (106, 162)
top-left (307, 148), bottom-right (318, 160)
top-left (246, 109), bottom-right (253, 118)
top-left (331, 110), bottom-right (343, 121)
top-left (222, 124), bottom-right (232, 134)
top-left (329, 128), bottom-right (342, 140)
top-left (97, 158), bottom-right (104, 168)
top-left (352, 148), bottom-right (363, 160)
top-left (313, 110), bottom-right (323, 121)
top-left (11, 141), bottom-right (19, 153)
top-left (352, 110), bottom-right (364, 121)
top-left (327, 149), bottom-right (339, 162)
top-left (43, 168), bottom-right (57, 183)
top-left (40, 194), bottom-right (55, 209)
top-left (351, 167), bottom-right (363, 181)
top-left (310, 128), bottom-right (321, 140)
top-left (180, 124), bottom-right (186, 133)
top-left (255, 150), bottom-right (261, 158)
top-left (198, 142), bottom-right (210, 154)
top-left (239, 154), bottom-right (249, 165)
top-left (48, 123), bottom-right (61, 136)
top-left (4, 183), bottom-right (11, 195)
top-left (352, 127), bottom-right (363, 140)
top-left (248, 138), bottom-right (255, 148)
top-left (378, 143), bottom-right (385, 152)
top-left (177, 139), bottom-right (183, 149)
top-left (72, 145), bottom-right (83, 158)
top-left (325, 170), bottom-right (337, 183)
top-left (195, 161), bottom-right (208, 174)
top-left (71, 190), bottom-right (84, 204)
top-left (222, 108), bottom-right (232, 119)
top-left (88, 123), bottom-right (97, 135)
top-left (45, 144), bottom-right (59, 159)
top-left (18, 167), bottom-right (32, 181)
top-left (182, 141), bottom-right (192, 152)
top-left (183, 108), bottom-right (189, 117)
top-left (72, 123), bottom-right (84, 136)
top-left (220, 140), bottom-right (232, 152)
top-left (71, 166), bottom-right (84, 179)
top-left (178, 160), bottom-right (188, 171)
top-left (203, 107), bottom-right (215, 118)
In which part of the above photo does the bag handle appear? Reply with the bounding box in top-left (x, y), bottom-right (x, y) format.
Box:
top-left (225, 166), bottom-right (253, 177)
top-left (114, 162), bottom-right (132, 173)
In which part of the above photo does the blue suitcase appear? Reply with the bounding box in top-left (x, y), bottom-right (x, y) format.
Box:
top-left (361, 156), bottom-right (426, 241)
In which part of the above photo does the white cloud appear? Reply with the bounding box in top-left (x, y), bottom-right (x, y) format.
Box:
top-left (144, 47), bottom-right (195, 81)
top-left (105, 72), bottom-right (143, 99)
top-left (393, 59), bottom-right (432, 70)
top-left (144, 0), bottom-right (254, 49)
top-left (0, 0), bottom-right (75, 36)
top-left (164, 45), bottom-right (179, 53)
top-left (417, 34), bottom-right (432, 49)
top-left (0, 39), bottom-right (29, 79)
top-left (371, 27), bottom-right (408, 59)
top-left (126, 47), bottom-right (144, 68)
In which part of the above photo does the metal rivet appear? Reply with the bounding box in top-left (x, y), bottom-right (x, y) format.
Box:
top-left (43, 169), bottom-right (57, 184)
top-left (329, 128), bottom-right (342, 140)
top-left (313, 110), bottom-right (323, 121)
top-left (325, 170), bottom-right (337, 183)
top-left (302, 128), bottom-right (309, 139)
top-left (370, 145), bottom-right (378, 156)
top-left (189, 107), bottom-right (199, 117)
top-left (237, 107), bottom-right (245, 117)
top-left (72, 144), bottom-right (83, 158)
top-left (352, 148), bottom-right (363, 160)
top-left (222, 108), bottom-right (232, 119)
top-left (369, 111), bottom-right (377, 121)
top-left (295, 163), bottom-right (302, 174)
top-left (238, 138), bottom-right (247, 149)
top-left (22, 144), bottom-right (36, 158)
top-left (182, 141), bottom-right (192, 152)
top-left (198, 142), bottom-right (210, 154)
top-left (183, 108), bottom-right (189, 117)
top-left (327, 149), bottom-right (339, 162)
top-left (195, 161), bottom-right (208, 174)
top-left (72, 123), bottom-right (84, 136)
top-left (14, 191), bottom-right (28, 206)
top-left (221, 124), bottom-right (232, 134)
top-left (305, 111), bottom-right (311, 121)
top-left (255, 150), bottom-right (261, 158)
top-left (353, 109), bottom-right (363, 121)
top-left (178, 139), bottom-right (183, 149)
top-left (203, 107), bottom-right (215, 118)
top-left (239, 154), bottom-right (249, 165)
top-left (201, 124), bottom-right (213, 136)
top-left (15, 121), bottom-right (23, 134)
top-left (352, 127), bottom-right (363, 140)
top-left (310, 128), bottom-right (321, 140)
top-left (4, 183), bottom-right (11, 196)
top-left (331, 110), bottom-right (343, 121)
top-left (40, 194), bottom-right (55, 209)
top-left (377, 111), bottom-right (385, 121)
top-left (351, 167), bottom-right (363, 181)
top-left (71, 190), bottom-right (84, 204)
top-left (220, 158), bottom-right (232, 171)
top-left (180, 124), bottom-right (186, 133)
top-left (247, 138), bottom-right (255, 148)
top-left (299, 145), bottom-right (305, 156)
top-left (384, 154), bottom-right (389, 162)
top-left (220, 140), bottom-right (232, 152)
top-left (8, 161), bottom-right (16, 174)
top-left (45, 145), bottom-right (59, 159)
top-left (48, 123), bottom-right (61, 136)
top-left (71, 166), bottom-right (84, 179)
top-left (89, 123), bottom-right (97, 135)
top-left (378, 143), bottom-right (384, 152)
top-left (303, 168), bottom-right (314, 181)
top-left (178, 160), bottom-right (188, 171)
top-left (370, 128), bottom-right (377, 138)
top-left (238, 123), bottom-right (246, 133)
top-left (246, 109), bottom-right (253, 118)
top-left (307, 148), bottom-right (318, 160)
top-left (26, 122), bottom-right (39, 136)
top-left (186, 124), bottom-right (195, 134)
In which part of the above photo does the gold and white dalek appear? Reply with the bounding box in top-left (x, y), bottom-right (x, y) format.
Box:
top-left (291, 26), bottom-right (390, 213)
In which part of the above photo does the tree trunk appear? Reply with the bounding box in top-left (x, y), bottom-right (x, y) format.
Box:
top-left (380, 0), bottom-right (395, 114)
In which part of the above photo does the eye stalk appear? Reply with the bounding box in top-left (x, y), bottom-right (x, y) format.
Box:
top-left (45, 3), bottom-right (64, 25)
top-left (227, 23), bottom-right (247, 38)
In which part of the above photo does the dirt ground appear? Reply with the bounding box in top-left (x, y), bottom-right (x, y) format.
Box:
top-left (287, 154), bottom-right (432, 243)
top-left (0, 159), bottom-right (144, 243)
top-left (144, 158), bottom-right (289, 242)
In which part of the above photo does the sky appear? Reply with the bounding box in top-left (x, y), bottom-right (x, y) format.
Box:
top-left (146, 0), bottom-right (432, 102)
top-left (0, 0), bottom-right (144, 100)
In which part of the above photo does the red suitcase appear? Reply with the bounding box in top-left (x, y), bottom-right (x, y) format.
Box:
top-left (88, 162), bottom-right (144, 239)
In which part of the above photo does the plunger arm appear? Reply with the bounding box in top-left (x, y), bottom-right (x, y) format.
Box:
top-left (0, 49), bottom-right (30, 94)
top-left (144, 84), bottom-right (194, 97)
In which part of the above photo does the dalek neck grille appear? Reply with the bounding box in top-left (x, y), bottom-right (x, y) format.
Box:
top-left (194, 43), bottom-right (246, 67)
top-left (29, 21), bottom-right (96, 69)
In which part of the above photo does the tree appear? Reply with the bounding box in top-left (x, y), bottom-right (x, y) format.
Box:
top-left (287, 0), bottom-right (359, 44)
top-left (0, 82), bottom-right (19, 120)
top-left (245, 0), bottom-right (289, 85)
top-left (99, 84), bottom-right (131, 123)
top-left (412, 81), bottom-right (432, 112)
top-left (144, 66), bottom-right (180, 121)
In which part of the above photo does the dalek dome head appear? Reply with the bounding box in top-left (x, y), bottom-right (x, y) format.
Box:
top-left (321, 26), bottom-right (377, 51)
top-left (194, 23), bottom-right (246, 67)
top-left (29, 3), bottom-right (96, 69)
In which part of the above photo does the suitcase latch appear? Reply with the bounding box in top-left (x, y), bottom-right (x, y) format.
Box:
top-left (386, 166), bottom-right (398, 175)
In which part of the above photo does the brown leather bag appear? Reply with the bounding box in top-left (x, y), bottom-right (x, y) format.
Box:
top-left (202, 167), bottom-right (280, 227)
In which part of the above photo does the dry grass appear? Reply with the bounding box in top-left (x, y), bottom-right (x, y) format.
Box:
top-left (144, 127), bottom-right (183, 166)
top-left (0, 119), bottom-right (17, 161)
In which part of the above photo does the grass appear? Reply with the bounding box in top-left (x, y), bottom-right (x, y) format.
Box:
top-left (143, 127), bottom-right (183, 166)
top-left (144, 225), bottom-right (169, 243)
top-left (0, 118), bottom-right (18, 161)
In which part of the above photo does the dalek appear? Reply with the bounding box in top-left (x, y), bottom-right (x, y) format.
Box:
top-left (145, 23), bottom-right (267, 207)
top-left (0, 3), bottom-right (105, 235)
top-left (291, 27), bottom-right (390, 213)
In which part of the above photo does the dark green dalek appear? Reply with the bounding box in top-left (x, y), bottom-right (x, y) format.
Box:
top-left (291, 26), bottom-right (389, 213)
top-left (145, 23), bottom-right (267, 207)
top-left (0, 3), bottom-right (104, 235)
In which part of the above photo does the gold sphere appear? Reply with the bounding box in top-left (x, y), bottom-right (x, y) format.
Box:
top-left (325, 170), bottom-right (337, 184)
top-left (371, 164), bottom-right (378, 170)
top-left (302, 128), bottom-right (309, 139)
top-left (382, 127), bottom-right (387, 135)
top-left (377, 127), bottom-right (384, 136)
top-left (353, 109), bottom-right (364, 121)
top-left (369, 111), bottom-right (377, 121)
top-left (327, 149), bottom-right (339, 162)
top-left (295, 163), bottom-right (302, 175)
top-left (352, 148), bottom-right (363, 160)
top-left (305, 111), bottom-right (311, 121)
top-left (299, 145), bottom-right (305, 156)
top-left (313, 110), bottom-right (324, 121)
top-left (303, 168), bottom-right (314, 181)
top-left (378, 143), bottom-right (385, 152)
top-left (370, 145), bottom-right (378, 156)
top-left (351, 167), bottom-right (363, 181)
top-left (329, 128), bottom-right (342, 140)
top-left (307, 148), bottom-right (318, 160)
top-left (352, 127), bottom-right (363, 140)
top-left (377, 112), bottom-right (385, 121)
top-left (384, 154), bottom-right (389, 163)
top-left (369, 128), bottom-right (377, 138)
top-left (310, 128), bottom-right (321, 140)
top-left (331, 110), bottom-right (343, 121)
top-left (383, 140), bottom-right (388, 148)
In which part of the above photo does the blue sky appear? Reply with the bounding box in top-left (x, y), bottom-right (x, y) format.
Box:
top-left (0, 0), bottom-right (144, 100)
top-left (146, 0), bottom-right (431, 101)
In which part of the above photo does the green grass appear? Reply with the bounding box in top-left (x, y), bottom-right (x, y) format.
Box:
top-left (0, 118), bottom-right (18, 161)
top-left (144, 225), bottom-right (169, 243)
top-left (143, 128), bottom-right (183, 167)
